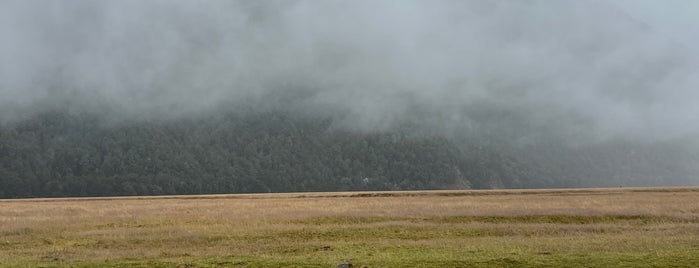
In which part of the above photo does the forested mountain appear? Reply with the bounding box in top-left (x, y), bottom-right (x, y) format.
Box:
top-left (3, 1), bottom-right (699, 198)
top-left (1, 108), bottom-right (697, 198)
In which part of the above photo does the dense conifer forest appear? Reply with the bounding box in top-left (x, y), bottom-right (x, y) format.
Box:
top-left (1, 107), bottom-right (697, 198)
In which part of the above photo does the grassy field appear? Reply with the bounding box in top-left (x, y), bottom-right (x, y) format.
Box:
top-left (1, 187), bottom-right (698, 267)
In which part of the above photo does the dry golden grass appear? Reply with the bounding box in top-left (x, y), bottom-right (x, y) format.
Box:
top-left (1, 187), bottom-right (698, 267)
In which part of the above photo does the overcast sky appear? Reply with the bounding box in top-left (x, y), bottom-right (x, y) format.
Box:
top-left (616, 0), bottom-right (699, 46)
top-left (1, 0), bottom-right (698, 141)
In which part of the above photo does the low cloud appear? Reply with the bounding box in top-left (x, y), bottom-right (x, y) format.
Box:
top-left (1, 0), bottom-right (698, 141)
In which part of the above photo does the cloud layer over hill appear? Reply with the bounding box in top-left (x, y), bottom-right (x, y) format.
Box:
top-left (2, 0), bottom-right (698, 141)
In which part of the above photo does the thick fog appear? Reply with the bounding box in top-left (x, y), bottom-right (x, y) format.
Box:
top-left (2, 0), bottom-right (698, 141)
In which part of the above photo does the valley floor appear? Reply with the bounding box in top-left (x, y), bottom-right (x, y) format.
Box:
top-left (1, 187), bottom-right (698, 267)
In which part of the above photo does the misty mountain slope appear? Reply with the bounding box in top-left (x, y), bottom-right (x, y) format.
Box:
top-left (2, 1), bottom-right (699, 140)
top-left (0, 110), bottom-right (697, 198)
top-left (2, 1), bottom-right (699, 198)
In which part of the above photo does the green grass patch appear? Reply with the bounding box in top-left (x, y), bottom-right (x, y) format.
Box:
top-left (290, 214), bottom-right (695, 226)
top-left (9, 247), bottom-right (699, 268)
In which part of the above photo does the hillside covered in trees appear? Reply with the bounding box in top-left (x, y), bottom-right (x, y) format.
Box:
top-left (1, 107), bottom-right (697, 198)
top-left (3, 1), bottom-right (699, 198)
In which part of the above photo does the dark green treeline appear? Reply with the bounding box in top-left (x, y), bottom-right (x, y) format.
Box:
top-left (0, 110), bottom-right (697, 198)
